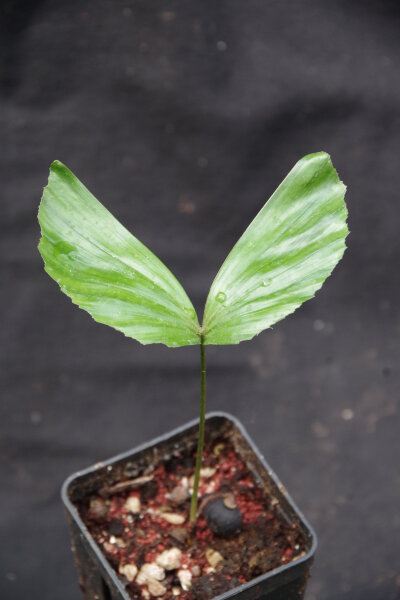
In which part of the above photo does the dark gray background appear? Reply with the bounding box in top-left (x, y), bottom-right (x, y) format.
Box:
top-left (1, 1), bottom-right (399, 599)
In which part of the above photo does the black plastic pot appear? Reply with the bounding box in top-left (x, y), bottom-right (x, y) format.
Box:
top-left (62, 412), bottom-right (317, 600)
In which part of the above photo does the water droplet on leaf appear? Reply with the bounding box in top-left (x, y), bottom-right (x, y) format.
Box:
top-left (216, 291), bottom-right (227, 304)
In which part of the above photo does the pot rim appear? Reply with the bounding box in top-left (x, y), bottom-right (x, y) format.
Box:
top-left (62, 411), bottom-right (318, 600)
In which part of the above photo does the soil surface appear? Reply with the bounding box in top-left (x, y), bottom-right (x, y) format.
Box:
top-left (78, 437), bottom-right (307, 599)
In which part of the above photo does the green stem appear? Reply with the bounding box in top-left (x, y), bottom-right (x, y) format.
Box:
top-left (190, 333), bottom-right (206, 524)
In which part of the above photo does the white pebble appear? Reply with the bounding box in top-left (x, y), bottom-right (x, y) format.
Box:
top-left (156, 548), bottom-right (182, 571)
top-left (118, 563), bottom-right (138, 582)
top-left (205, 566), bottom-right (216, 574)
top-left (177, 569), bottom-right (192, 591)
top-left (125, 496), bottom-right (141, 514)
top-left (203, 481), bottom-right (217, 494)
top-left (205, 548), bottom-right (224, 568)
top-left (136, 563), bottom-right (165, 585)
top-left (200, 467), bottom-right (216, 479)
top-left (180, 477), bottom-right (189, 489)
top-left (161, 513), bottom-right (186, 525)
top-left (103, 541), bottom-right (116, 554)
top-left (147, 577), bottom-right (167, 597)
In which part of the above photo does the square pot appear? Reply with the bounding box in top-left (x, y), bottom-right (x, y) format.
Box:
top-left (62, 412), bottom-right (317, 600)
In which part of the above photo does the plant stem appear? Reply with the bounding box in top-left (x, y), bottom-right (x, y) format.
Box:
top-left (190, 333), bottom-right (206, 524)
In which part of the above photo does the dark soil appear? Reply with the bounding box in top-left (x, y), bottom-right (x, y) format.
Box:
top-left (77, 438), bottom-right (307, 599)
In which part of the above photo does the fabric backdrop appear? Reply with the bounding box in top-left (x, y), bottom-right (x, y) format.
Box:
top-left (1, 1), bottom-right (399, 599)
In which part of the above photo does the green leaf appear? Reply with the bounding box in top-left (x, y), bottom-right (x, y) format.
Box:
top-left (38, 161), bottom-right (200, 347)
top-left (202, 152), bottom-right (348, 345)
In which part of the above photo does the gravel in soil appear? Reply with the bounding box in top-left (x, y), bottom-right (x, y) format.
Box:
top-left (78, 438), bottom-right (307, 599)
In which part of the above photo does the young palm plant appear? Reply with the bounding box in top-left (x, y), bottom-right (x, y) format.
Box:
top-left (38, 152), bottom-right (348, 525)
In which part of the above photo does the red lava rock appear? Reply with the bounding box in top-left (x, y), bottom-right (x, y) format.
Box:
top-left (282, 547), bottom-right (293, 562)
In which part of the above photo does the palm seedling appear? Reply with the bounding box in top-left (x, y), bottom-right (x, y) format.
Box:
top-left (38, 151), bottom-right (348, 525)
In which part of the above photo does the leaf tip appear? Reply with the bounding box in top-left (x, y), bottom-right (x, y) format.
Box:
top-left (50, 159), bottom-right (66, 172)
top-left (39, 159), bottom-right (71, 221)
top-left (301, 150), bottom-right (331, 164)
top-left (48, 160), bottom-right (77, 188)
top-left (302, 150), bottom-right (340, 176)
top-left (303, 150), bottom-right (347, 208)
